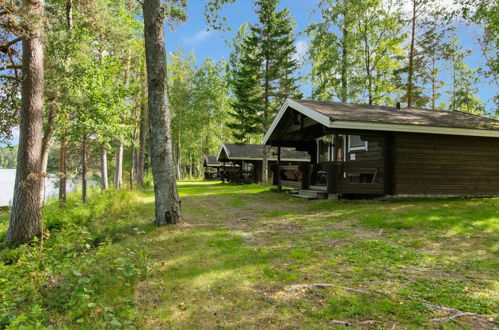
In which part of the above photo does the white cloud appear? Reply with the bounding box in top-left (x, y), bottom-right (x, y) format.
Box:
top-left (184, 29), bottom-right (214, 45)
top-left (293, 39), bottom-right (309, 64)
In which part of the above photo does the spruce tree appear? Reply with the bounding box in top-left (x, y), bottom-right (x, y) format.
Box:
top-left (227, 27), bottom-right (263, 143)
top-left (227, 0), bottom-right (301, 143)
top-left (251, 0), bottom-right (301, 130)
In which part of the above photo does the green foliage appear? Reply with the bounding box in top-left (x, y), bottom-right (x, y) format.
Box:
top-left (0, 146), bottom-right (17, 168)
top-left (308, 0), bottom-right (405, 105)
top-left (168, 49), bottom-right (232, 178)
top-left (0, 189), bottom-right (149, 328)
top-left (456, 0), bottom-right (498, 111)
top-left (445, 38), bottom-right (487, 115)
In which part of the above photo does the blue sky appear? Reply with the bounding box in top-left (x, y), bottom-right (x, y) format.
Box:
top-left (166, 0), bottom-right (315, 62)
top-left (166, 0), bottom-right (495, 108)
top-left (1, 0), bottom-right (495, 146)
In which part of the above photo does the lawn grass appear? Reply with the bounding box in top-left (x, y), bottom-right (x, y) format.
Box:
top-left (1, 182), bottom-right (498, 328)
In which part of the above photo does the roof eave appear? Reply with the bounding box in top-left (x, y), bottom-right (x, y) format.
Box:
top-left (330, 120), bottom-right (499, 138)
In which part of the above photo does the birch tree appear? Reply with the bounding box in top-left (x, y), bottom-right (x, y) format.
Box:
top-left (142, 0), bottom-right (184, 225)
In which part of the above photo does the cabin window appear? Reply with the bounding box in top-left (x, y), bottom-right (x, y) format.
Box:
top-left (242, 162), bottom-right (254, 172)
top-left (336, 135), bottom-right (346, 161)
top-left (348, 135), bottom-right (368, 152)
top-left (317, 135), bottom-right (333, 162)
top-left (317, 135), bottom-right (346, 162)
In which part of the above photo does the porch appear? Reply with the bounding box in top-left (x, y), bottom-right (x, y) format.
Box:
top-left (274, 160), bottom-right (386, 198)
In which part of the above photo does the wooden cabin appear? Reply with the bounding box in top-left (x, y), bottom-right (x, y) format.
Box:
top-left (202, 155), bottom-right (224, 180)
top-left (263, 98), bottom-right (499, 199)
top-left (217, 143), bottom-right (310, 184)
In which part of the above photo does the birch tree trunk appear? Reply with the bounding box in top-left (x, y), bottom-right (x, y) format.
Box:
top-left (130, 146), bottom-right (135, 190)
top-left (59, 134), bottom-right (67, 202)
top-left (114, 142), bottom-right (123, 188)
top-left (39, 102), bottom-right (56, 202)
top-left (115, 53), bottom-right (131, 189)
top-left (101, 148), bottom-right (109, 189)
top-left (262, 146), bottom-right (269, 185)
top-left (40, 103), bottom-right (55, 175)
top-left (6, 0), bottom-right (45, 244)
top-left (59, 0), bottom-right (72, 203)
top-left (143, 0), bottom-right (182, 225)
top-left (136, 98), bottom-right (147, 188)
top-left (81, 135), bottom-right (87, 202)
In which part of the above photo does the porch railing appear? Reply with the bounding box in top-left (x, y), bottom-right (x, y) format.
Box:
top-left (276, 160), bottom-right (385, 195)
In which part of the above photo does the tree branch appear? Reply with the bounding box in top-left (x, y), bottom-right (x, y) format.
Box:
top-left (0, 36), bottom-right (22, 52)
top-left (0, 74), bottom-right (18, 80)
top-left (0, 64), bottom-right (21, 70)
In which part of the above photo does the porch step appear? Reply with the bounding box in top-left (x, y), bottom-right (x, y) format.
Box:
top-left (293, 194), bottom-right (317, 200)
top-left (310, 185), bottom-right (327, 192)
top-left (294, 189), bottom-right (329, 200)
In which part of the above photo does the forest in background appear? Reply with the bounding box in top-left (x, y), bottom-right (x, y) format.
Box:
top-left (0, 0), bottom-right (497, 181)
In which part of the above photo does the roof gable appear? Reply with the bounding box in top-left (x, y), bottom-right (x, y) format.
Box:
top-left (203, 155), bottom-right (221, 167)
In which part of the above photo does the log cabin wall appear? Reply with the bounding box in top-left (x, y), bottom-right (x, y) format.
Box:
top-left (394, 133), bottom-right (499, 195)
top-left (337, 133), bottom-right (386, 195)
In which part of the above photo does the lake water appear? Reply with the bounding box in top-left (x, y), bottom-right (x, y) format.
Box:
top-left (0, 169), bottom-right (93, 207)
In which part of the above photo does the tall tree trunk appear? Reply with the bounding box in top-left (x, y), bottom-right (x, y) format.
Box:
top-left (407, 0), bottom-right (416, 108)
top-left (176, 131), bottom-right (182, 179)
top-left (115, 52), bottom-right (131, 189)
top-left (340, 27), bottom-right (348, 103)
top-left (40, 102), bottom-right (55, 175)
top-left (81, 135), bottom-right (87, 203)
top-left (189, 153), bottom-right (193, 178)
top-left (100, 148), bottom-right (108, 189)
top-left (114, 142), bottom-right (123, 188)
top-left (136, 98), bottom-right (147, 188)
top-left (262, 146), bottom-right (269, 185)
top-left (59, 0), bottom-right (72, 203)
top-left (363, 28), bottom-right (373, 105)
top-left (431, 56), bottom-right (436, 110)
top-left (262, 38), bottom-right (270, 185)
top-left (143, 0), bottom-right (182, 225)
top-left (66, 0), bottom-right (73, 30)
top-left (130, 146), bottom-right (135, 190)
top-left (6, 0), bottom-right (45, 244)
top-left (59, 133), bottom-right (67, 202)
top-left (39, 102), bottom-right (56, 202)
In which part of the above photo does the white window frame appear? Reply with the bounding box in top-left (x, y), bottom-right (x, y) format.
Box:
top-left (316, 135), bottom-right (348, 162)
top-left (337, 134), bottom-right (347, 162)
top-left (316, 136), bottom-right (332, 162)
top-left (347, 135), bottom-right (368, 152)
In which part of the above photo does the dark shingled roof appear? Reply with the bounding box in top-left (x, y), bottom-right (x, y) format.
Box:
top-left (203, 155), bottom-right (221, 167)
top-left (218, 144), bottom-right (309, 162)
top-left (293, 99), bottom-right (499, 131)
